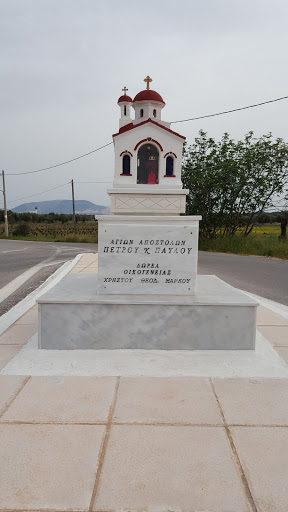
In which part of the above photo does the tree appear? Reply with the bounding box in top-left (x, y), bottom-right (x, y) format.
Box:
top-left (277, 192), bottom-right (288, 240)
top-left (182, 131), bottom-right (288, 239)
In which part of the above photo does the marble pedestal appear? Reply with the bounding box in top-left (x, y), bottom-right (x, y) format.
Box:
top-left (97, 215), bottom-right (201, 295)
top-left (37, 274), bottom-right (258, 350)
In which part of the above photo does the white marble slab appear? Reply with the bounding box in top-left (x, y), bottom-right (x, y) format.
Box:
top-left (3, 332), bottom-right (287, 378)
top-left (37, 274), bottom-right (258, 351)
top-left (97, 215), bottom-right (201, 295)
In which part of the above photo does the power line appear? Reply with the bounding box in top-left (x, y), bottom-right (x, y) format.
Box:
top-left (171, 95), bottom-right (288, 124)
top-left (7, 181), bottom-right (70, 205)
top-left (6, 142), bottom-right (113, 177)
top-left (4, 94), bottom-right (288, 177)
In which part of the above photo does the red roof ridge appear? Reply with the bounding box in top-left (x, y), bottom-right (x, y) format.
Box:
top-left (113, 118), bottom-right (185, 140)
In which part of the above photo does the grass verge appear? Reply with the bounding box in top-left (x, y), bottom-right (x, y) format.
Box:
top-left (199, 232), bottom-right (288, 259)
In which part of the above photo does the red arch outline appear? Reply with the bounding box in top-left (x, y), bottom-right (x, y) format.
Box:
top-left (164, 152), bottom-right (177, 159)
top-left (134, 137), bottom-right (163, 152)
top-left (120, 150), bottom-right (133, 157)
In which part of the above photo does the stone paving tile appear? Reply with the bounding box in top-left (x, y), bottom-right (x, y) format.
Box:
top-left (0, 376), bottom-right (28, 415)
top-left (256, 306), bottom-right (288, 326)
top-left (0, 423), bottom-right (104, 510)
top-left (114, 377), bottom-right (223, 424)
top-left (0, 345), bottom-right (22, 370)
top-left (213, 378), bottom-right (288, 425)
top-left (15, 306), bottom-right (38, 325)
top-left (94, 425), bottom-right (251, 511)
top-left (231, 427), bottom-right (288, 512)
top-left (257, 325), bottom-right (288, 345)
top-left (1, 376), bottom-right (116, 423)
top-left (0, 324), bottom-right (37, 345)
top-left (275, 346), bottom-right (288, 364)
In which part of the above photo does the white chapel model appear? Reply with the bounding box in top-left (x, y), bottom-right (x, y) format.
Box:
top-left (108, 76), bottom-right (189, 215)
top-left (37, 77), bottom-right (257, 351)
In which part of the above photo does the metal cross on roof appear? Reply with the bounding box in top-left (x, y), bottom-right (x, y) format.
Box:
top-left (122, 86), bottom-right (128, 95)
top-left (144, 76), bottom-right (152, 90)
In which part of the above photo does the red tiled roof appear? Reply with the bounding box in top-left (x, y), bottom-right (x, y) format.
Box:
top-left (117, 95), bottom-right (133, 104)
top-left (133, 89), bottom-right (165, 104)
top-left (113, 118), bottom-right (185, 140)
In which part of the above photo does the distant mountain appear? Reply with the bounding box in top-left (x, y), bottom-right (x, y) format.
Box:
top-left (12, 199), bottom-right (109, 215)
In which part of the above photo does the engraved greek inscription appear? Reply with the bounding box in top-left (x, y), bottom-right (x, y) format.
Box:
top-left (100, 224), bottom-right (197, 294)
top-left (165, 278), bottom-right (191, 284)
top-left (124, 265), bottom-right (171, 276)
top-left (138, 239), bottom-right (187, 246)
top-left (103, 277), bottom-right (133, 283)
top-left (110, 239), bottom-right (134, 245)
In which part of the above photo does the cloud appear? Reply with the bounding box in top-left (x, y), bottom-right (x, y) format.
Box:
top-left (1, 0), bottom-right (287, 207)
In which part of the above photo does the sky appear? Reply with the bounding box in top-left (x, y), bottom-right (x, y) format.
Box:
top-left (1, 0), bottom-right (288, 209)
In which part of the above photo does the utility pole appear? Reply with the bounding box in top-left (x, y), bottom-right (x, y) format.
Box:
top-left (2, 170), bottom-right (8, 237)
top-left (71, 179), bottom-right (76, 234)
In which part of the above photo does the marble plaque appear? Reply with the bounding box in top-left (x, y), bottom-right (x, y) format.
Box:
top-left (97, 217), bottom-right (200, 295)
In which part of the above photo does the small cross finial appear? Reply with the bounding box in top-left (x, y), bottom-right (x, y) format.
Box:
top-left (122, 86), bottom-right (128, 95)
top-left (144, 75), bottom-right (152, 90)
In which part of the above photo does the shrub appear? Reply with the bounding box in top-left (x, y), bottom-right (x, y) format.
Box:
top-left (13, 223), bottom-right (30, 236)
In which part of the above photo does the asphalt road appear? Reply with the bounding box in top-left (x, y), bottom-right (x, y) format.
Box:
top-left (0, 240), bottom-right (287, 316)
top-left (0, 240), bottom-right (97, 315)
top-left (198, 251), bottom-right (288, 305)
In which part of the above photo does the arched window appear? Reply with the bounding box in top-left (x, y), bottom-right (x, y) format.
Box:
top-left (137, 144), bottom-right (159, 184)
top-left (140, 108), bottom-right (144, 117)
top-left (153, 109), bottom-right (156, 117)
top-left (122, 154), bottom-right (131, 175)
top-left (124, 105), bottom-right (127, 116)
top-left (166, 156), bottom-right (174, 176)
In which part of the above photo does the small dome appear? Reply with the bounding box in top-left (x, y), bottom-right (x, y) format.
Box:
top-left (133, 89), bottom-right (165, 104)
top-left (117, 95), bottom-right (133, 104)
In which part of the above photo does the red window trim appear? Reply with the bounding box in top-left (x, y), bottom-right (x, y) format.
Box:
top-left (120, 151), bottom-right (133, 157)
top-left (163, 174), bottom-right (176, 177)
top-left (134, 137), bottom-right (163, 152)
top-left (164, 152), bottom-right (177, 159)
top-left (120, 173), bottom-right (132, 176)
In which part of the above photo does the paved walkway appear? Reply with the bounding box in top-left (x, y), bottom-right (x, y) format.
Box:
top-left (0, 253), bottom-right (288, 511)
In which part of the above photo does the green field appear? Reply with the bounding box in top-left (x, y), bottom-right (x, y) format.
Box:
top-left (1, 221), bottom-right (287, 259)
top-left (0, 221), bottom-right (98, 244)
top-left (199, 224), bottom-right (288, 259)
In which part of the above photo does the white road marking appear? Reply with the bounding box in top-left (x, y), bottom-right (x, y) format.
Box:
top-left (0, 247), bottom-right (62, 303)
top-left (0, 263), bottom-right (48, 302)
top-left (0, 254), bottom-right (82, 335)
top-left (1, 247), bottom-right (28, 254)
top-left (54, 246), bottom-right (97, 252)
top-left (42, 260), bottom-right (68, 267)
